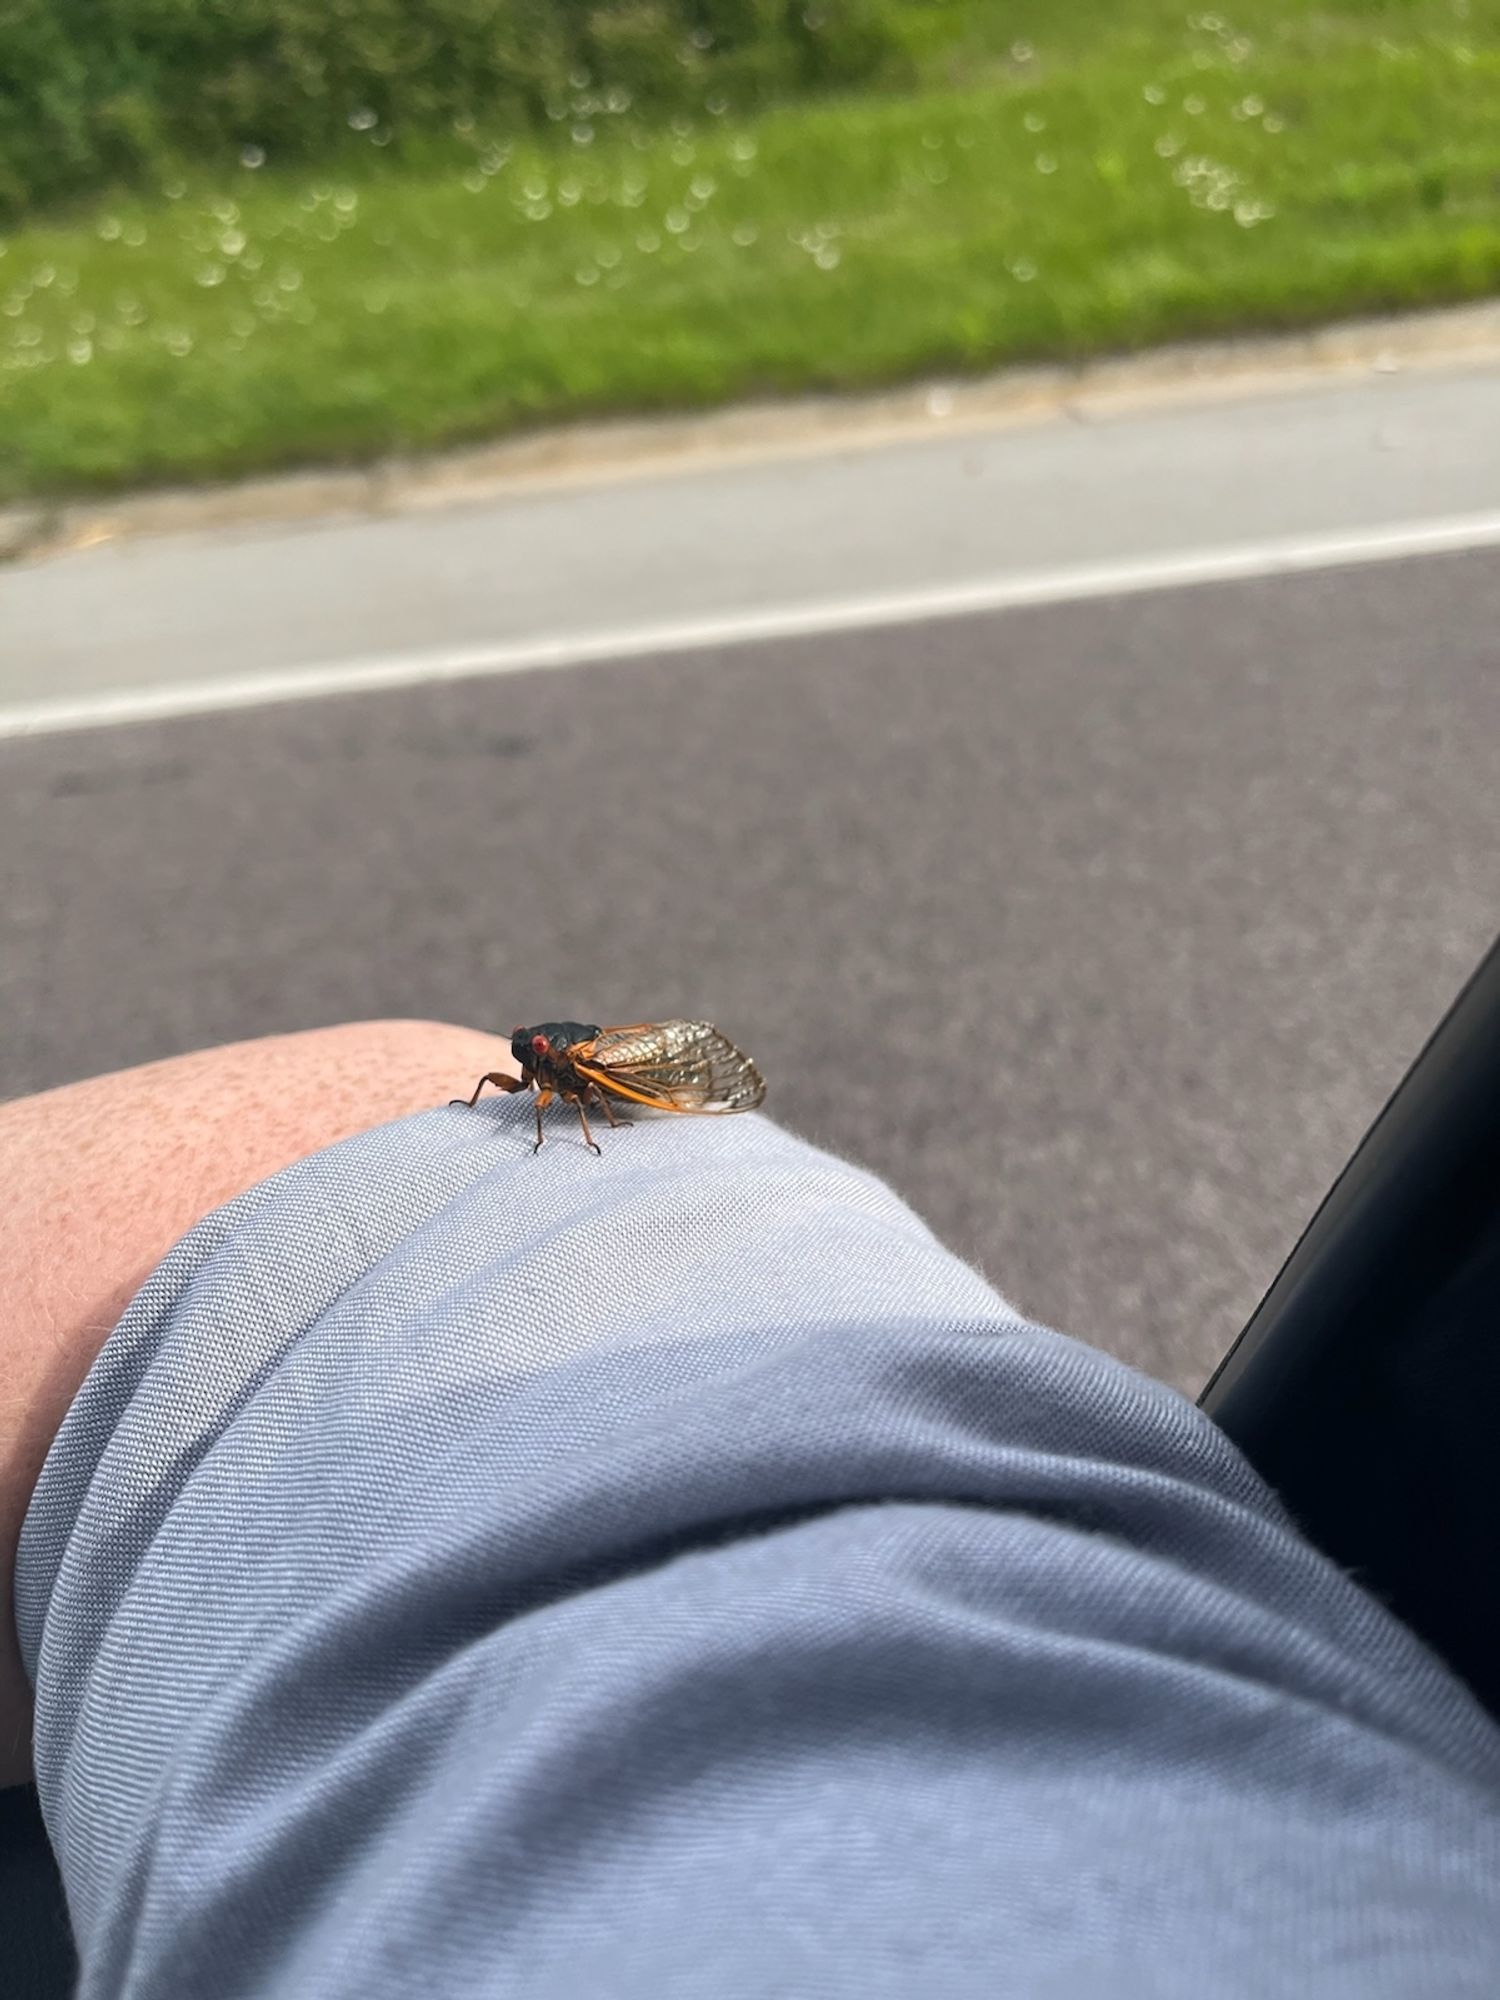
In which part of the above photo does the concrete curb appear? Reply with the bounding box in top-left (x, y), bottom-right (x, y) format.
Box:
top-left (5, 300), bottom-right (1500, 567)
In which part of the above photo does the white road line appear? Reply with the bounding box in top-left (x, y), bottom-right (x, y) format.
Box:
top-left (4, 507), bottom-right (1499, 739)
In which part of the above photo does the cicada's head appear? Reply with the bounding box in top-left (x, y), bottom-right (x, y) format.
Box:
top-left (510, 1022), bottom-right (600, 1070)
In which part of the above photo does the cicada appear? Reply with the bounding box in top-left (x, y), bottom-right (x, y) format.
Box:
top-left (452, 1019), bottom-right (766, 1153)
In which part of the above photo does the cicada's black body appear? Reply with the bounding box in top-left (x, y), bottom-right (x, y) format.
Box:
top-left (453, 1019), bottom-right (765, 1153)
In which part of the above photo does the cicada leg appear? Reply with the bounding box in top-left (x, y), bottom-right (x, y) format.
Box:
top-left (532, 1086), bottom-right (554, 1153)
top-left (571, 1094), bottom-right (603, 1157)
top-left (590, 1083), bottom-right (623, 1131)
top-left (451, 1071), bottom-right (524, 1109)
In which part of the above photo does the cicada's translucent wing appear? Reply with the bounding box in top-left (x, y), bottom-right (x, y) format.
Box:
top-left (573, 1020), bottom-right (766, 1113)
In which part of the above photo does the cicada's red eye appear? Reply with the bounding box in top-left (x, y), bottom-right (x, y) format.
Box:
top-left (531, 1034), bottom-right (550, 1056)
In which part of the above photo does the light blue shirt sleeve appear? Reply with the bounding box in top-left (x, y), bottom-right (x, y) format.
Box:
top-left (16, 1104), bottom-right (1500, 1997)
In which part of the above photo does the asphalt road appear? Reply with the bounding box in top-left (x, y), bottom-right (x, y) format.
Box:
top-left (4, 546), bottom-right (1497, 1392)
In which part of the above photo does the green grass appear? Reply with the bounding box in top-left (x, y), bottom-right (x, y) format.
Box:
top-left (3, 2), bottom-right (1499, 503)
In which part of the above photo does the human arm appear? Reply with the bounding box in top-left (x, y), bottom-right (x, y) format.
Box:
top-left (0, 1020), bottom-right (520, 1784)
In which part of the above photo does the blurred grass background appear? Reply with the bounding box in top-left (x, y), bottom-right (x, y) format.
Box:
top-left (1, 1), bottom-right (1497, 502)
